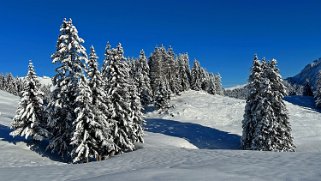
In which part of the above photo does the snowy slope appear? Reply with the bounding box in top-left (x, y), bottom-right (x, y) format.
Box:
top-left (287, 57), bottom-right (321, 89)
top-left (1, 90), bottom-right (321, 180)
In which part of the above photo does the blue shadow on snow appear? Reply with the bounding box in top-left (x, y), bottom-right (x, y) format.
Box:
top-left (145, 118), bottom-right (241, 150)
top-left (0, 123), bottom-right (65, 162)
top-left (284, 96), bottom-right (320, 112)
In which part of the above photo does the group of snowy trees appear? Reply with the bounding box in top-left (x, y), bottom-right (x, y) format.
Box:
top-left (241, 55), bottom-right (295, 152)
top-left (147, 46), bottom-right (223, 109)
top-left (9, 18), bottom-right (223, 163)
top-left (10, 19), bottom-right (144, 163)
top-left (0, 74), bottom-right (24, 96)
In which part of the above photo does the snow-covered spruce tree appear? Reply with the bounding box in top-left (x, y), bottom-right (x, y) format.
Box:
top-left (135, 50), bottom-right (152, 106)
top-left (243, 57), bottom-right (295, 152)
top-left (166, 47), bottom-right (180, 94)
top-left (129, 80), bottom-right (145, 144)
top-left (267, 59), bottom-right (294, 151)
top-left (154, 81), bottom-right (171, 110)
top-left (47, 18), bottom-right (88, 158)
top-left (105, 43), bottom-right (137, 154)
top-left (178, 53), bottom-right (191, 91)
top-left (303, 80), bottom-right (314, 97)
top-left (314, 71), bottom-right (321, 108)
top-left (70, 75), bottom-right (94, 163)
top-left (101, 41), bottom-right (112, 79)
top-left (201, 68), bottom-right (210, 92)
top-left (10, 60), bottom-right (49, 141)
top-left (214, 74), bottom-right (224, 95)
top-left (149, 47), bottom-right (164, 97)
top-left (241, 55), bottom-right (263, 150)
top-left (5, 73), bottom-right (15, 94)
top-left (252, 59), bottom-right (294, 151)
top-left (127, 57), bottom-right (137, 80)
top-left (72, 46), bottom-right (116, 163)
top-left (191, 59), bottom-right (203, 91)
top-left (208, 73), bottom-right (216, 95)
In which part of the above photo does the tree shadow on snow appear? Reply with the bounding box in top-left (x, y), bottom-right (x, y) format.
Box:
top-left (284, 96), bottom-right (321, 112)
top-left (0, 124), bottom-right (25, 144)
top-left (27, 140), bottom-right (66, 163)
top-left (0, 123), bottom-right (65, 163)
top-left (145, 118), bottom-right (241, 150)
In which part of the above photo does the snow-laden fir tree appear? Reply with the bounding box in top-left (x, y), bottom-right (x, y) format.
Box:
top-left (314, 71), bottom-right (321, 108)
top-left (128, 80), bottom-right (145, 144)
top-left (191, 59), bottom-right (203, 91)
top-left (135, 50), bottom-right (152, 106)
top-left (11, 60), bottom-right (49, 141)
top-left (208, 73), bottom-right (216, 95)
top-left (70, 75), bottom-right (94, 163)
top-left (178, 53), bottom-right (191, 91)
top-left (201, 68), bottom-right (210, 91)
top-left (166, 47), bottom-right (180, 94)
top-left (252, 59), bottom-right (294, 151)
top-left (47, 18), bottom-right (88, 158)
top-left (127, 57), bottom-right (137, 80)
top-left (154, 81), bottom-right (171, 110)
top-left (214, 74), bottom-right (224, 95)
top-left (101, 41), bottom-right (112, 79)
top-left (242, 56), bottom-right (295, 151)
top-left (104, 43), bottom-right (137, 153)
top-left (72, 46), bottom-right (116, 162)
top-left (241, 55), bottom-right (263, 150)
top-left (149, 47), bottom-right (164, 96)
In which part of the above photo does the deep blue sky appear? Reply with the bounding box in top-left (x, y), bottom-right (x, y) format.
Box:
top-left (0, 0), bottom-right (320, 87)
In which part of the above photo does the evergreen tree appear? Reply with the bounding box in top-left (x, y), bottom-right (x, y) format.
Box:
top-left (252, 59), bottom-right (294, 151)
top-left (201, 68), bottom-right (210, 91)
top-left (208, 73), bottom-right (216, 95)
top-left (241, 55), bottom-right (263, 150)
top-left (70, 76), bottom-right (94, 163)
top-left (149, 47), bottom-right (164, 96)
top-left (101, 41), bottom-right (112, 79)
top-left (178, 53), bottom-right (191, 91)
top-left (166, 47), bottom-right (180, 94)
top-left (129, 81), bottom-right (145, 144)
top-left (47, 18), bottom-right (88, 158)
top-left (214, 74), bottom-right (224, 95)
top-left (136, 50), bottom-right (152, 106)
top-left (72, 46), bottom-right (116, 162)
top-left (105, 43), bottom-right (136, 154)
top-left (154, 81), bottom-right (171, 110)
top-left (242, 56), bottom-right (295, 151)
top-left (191, 60), bottom-right (202, 91)
top-left (314, 71), bottom-right (321, 108)
top-left (10, 60), bottom-right (49, 141)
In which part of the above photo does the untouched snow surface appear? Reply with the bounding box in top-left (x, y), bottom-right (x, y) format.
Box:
top-left (0, 90), bottom-right (321, 180)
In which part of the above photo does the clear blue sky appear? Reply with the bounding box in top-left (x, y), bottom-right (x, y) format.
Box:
top-left (0, 0), bottom-right (320, 87)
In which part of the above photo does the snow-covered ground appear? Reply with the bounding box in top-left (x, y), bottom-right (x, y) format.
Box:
top-left (0, 90), bottom-right (321, 180)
